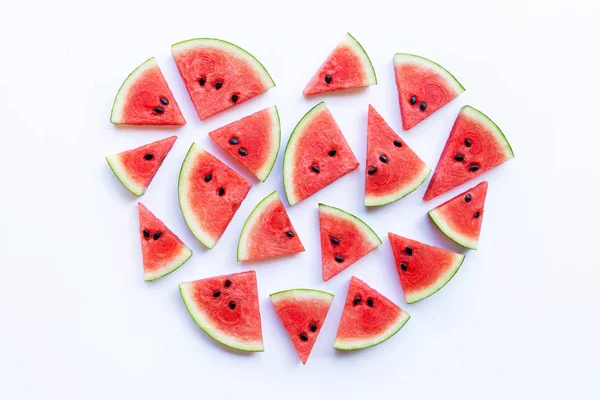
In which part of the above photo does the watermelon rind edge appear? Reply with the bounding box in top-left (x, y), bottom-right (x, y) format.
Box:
top-left (393, 53), bottom-right (465, 95)
top-left (406, 251), bottom-right (466, 303)
top-left (333, 309), bottom-right (410, 351)
top-left (144, 246), bottom-right (192, 282)
top-left (257, 106), bottom-right (281, 182)
top-left (269, 288), bottom-right (335, 303)
top-left (178, 282), bottom-right (265, 352)
top-left (344, 32), bottom-right (378, 85)
top-left (461, 105), bottom-right (515, 159)
top-left (365, 166), bottom-right (431, 207)
top-left (428, 207), bottom-right (479, 250)
top-left (318, 203), bottom-right (382, 247)
top-left (105, 154), bottom-right (145, 196)
top-left (237, 191), bottom-right (279, 261)
top-left (110, 57), bottom-right (156, 124)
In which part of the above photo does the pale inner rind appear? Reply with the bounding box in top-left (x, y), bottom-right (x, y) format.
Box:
top-left (406, 251), bottom-right (466, 303)
top-left (341, 33), bottom-right (377, 85)
top-left (105, 154), bottom-right (145, 196)
top-left (334, 310), bottom-right (410, 350)
top-left (429, 209), bottom-right (479, 250)
top-left (318, 204), bottom-right (382, 247)
top-left (255, 106), bottom-right (281, 181)
top-left (237, 191), bottom-right (279, 260)
top-left (365, 166), bottom-right (431, 206)
top-left (144, 246), bottom-right (192, 282)
top-left (270, 289), bottom-right (334, 304)
top-left (111, 57), bottom-right (157, 123)
top-left (393, 53), bottom-right (465, 95)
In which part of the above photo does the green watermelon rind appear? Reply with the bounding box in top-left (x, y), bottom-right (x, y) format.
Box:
top-left (105, 153), bottom-right (146, 196)
top-left (256, 106), bottom-right (281, 182)
top-left (406, 251), bottom-right (466, 303)
top-left (171, 38), bottom-right (276, 89)
top-left (343, 33), bottom-right (378, 86)
top-left (237, 191), bottom-right (279, 261)
top-left (365, 166), bottom-right (432, 207)
top-left (318, 203), bottom-right (382, 247)
top-left (144, 247), bottom-right (192, 282)
top-left (269, 288), bottom-right (335, 303)
top-left (461, 105), bottom-right (515, 159)
top-left (333, 309), bottom-right (410, 351)
top-left (428, 208), bottom-right (479, 250)
top-left (110, 57), bottom-right (156, 124)
top-left (393, 53), bottom-right (465, 95)
top-left (178, 281), bottom-right (265, 352)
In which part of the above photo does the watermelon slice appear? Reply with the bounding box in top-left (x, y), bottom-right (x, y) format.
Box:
top-left (283, 102), bottom-right (359, 206)
top-left (365, 105), bottom-right (430, 206)
top-left (303, 33), bottom-right (377, 96)
top-left (424, 106), bottom-right (514, 200)
top-left (270, 289), bottom-right (334, 364)
top-left (429, 181), bottom-right (488, 250)
top-left (209, 106), bottom-right (280, 182)
top-left (106, 136), bottom-right (177, 196)
top-left (137, 203), bottom-right (192, 281)
top-left (389, 232), bottom-right (465, 303)
top-left (238, 191), bottom-right (305, 261)
top-left (393, 53), bottom-right (464, 131)
top-left (110, 57), bottom-right (186, 125)
top-left (319, 204), bottom-right (382, 281)
top-left (172, 39), bottom-right (275, 120)
top-left (178, 143), bottom-right (252, 249)
top-left (179, 271), bottom-right (264, 352)
top-left (334, 277), bottom-right (410, 350)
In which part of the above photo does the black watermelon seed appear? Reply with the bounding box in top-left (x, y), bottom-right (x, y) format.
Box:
top-left (310, 322), bottom-right (317, 332)
top-left (405, 246), bottom-right (413, 256)
top-left (144, 153), bottom-right (154, 160)
top-left (368, 167), bottom-right (377, 175)
top-left (465, 139), bottom-right (472, 147)
top-left (393, 140), bottom-right (402, 147)
top-left (215, 81), bottom-right (223, 89)
top-left (286, 231), bottom-right (295, 238)
top-left (218, 187), bottom-right (225, 196)
top-left (328, 149), bottom-right (337, 157)
top-left (154, 107), bottom-right (164, 114)
top-left (204, 174), bottom-right (212, 182)
top-left (311, 165), bottom-right (320, 173)
top-left (454, 155), bottom-right (464, 162)
top-left (231, 94), bottom-right (238, 103)
top-left (379, 155), bottom-right (389, 163)
top-left (474, 211), bottom-right (481, 218)
top-left (400, 262), bottom-right (407, 271)
top-left (465, 194), bottom-right (472, 202)
top-left (238, 148), bottom-right (247, 156)
top-left (410, 96), bottom-right (417, 105)
top-left (420, 102), bottom-right (427, 111)
top-left (469, 164), bottom-right (480, 172)
top-left (353, 296), bottom-right (361, 306)
top-left (335, 255), bottom-right (344, 263)
top-left (229, 301), bottom-right (236, 310)
top-left (213, 290), bottom-right (221, 298)
top-left (224, 279), bottom-right (231, 288)
top-left (199, 77), bottom-right (206, 86)
top-left (153, 232), bottom-right (162, 240)
top-left (160, 97), bottom-right (169, 105)
top-left (143, 229), bottom-right (150, 239)
top-left (229, 138), bottom-right (239, 145)
top-left (325, 74), bottom-right (332, 84)
top-left (330, 237), bottom-right (339, 245)
top-left (299, 333), bottom-right (309, 341)
top-left (367, 298), bottom-right (374, 307)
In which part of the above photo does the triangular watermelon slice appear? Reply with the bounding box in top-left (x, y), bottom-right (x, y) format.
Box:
top-left (209, 106), bottom-right (280, 182)
top-left (319, 204), bottom-right (382, 281)
top-left (179, 271), bottom-right (264, 352)
top-left (334, 277), bottom-right (410, 350)
top-left (270, 289), bottom-right (334, 364)
top-left (137, 203), bottom-right (192, 281)
top-left (110, 57), bottom-right (186, 125)
top-left (172, 38), bottom-right (275, 120)
top-left (393, 53), bottom-right (464, 131)
top-left (365, 105), bottom-right (431, 206)
top-left (106, 136), bottom-right (177, 196)
top-left (424, 106), bottom-right (514, 200)
top-left (303, 33), bottom-right (377, 96)
top-left (178, 143), bottom-right (252, 249)
top-left (429, 181), bottom-right (488, 250)
top-left (238, 191), bottom-right (305, 261)
top-left (283, 102), bottom-right (359, 206)
top-left (389, 232), bottom-right (465, 303)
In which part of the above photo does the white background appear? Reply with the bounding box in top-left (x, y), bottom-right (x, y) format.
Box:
top-left (1, 0), bottom-right (598, 399)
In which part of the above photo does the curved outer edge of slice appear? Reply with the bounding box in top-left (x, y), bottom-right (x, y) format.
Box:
top-left (144, 246), bottom-right (192, 282)
top-left (256, 105), bottom-right (281, 182)
top-left (178, 281), bottom-right (265, 352)
top-left (333, 309), bottom-right (410, 351)
top-left (406, 250), bottom-right (466, 303)
top-left (171, 38), bottom-right (276, 89)
top-left (428, 208), bottom-right (479, 250)
top-left (269, 288), bottom-right (335, 303)
top-left (110, 57), bottom-right (157, 124)
top-left (343, 32), bottom-right (378, 85)
top-left (105, 154), bottom-right (145, 196)
top-left (364, 166), bottom-right (431, 207)
top-left (461, 105), bottom-right (515, 159)
top-left (282, 102), bottom-right (328, 206)
top-left (178, 143), bottom-right (217, 249)
top-left (393, 53), bottom-right (465, 95)
top-left (237, 191), bottom-right (279, 261)
top-left (318, 203), bottom-right (382, 247)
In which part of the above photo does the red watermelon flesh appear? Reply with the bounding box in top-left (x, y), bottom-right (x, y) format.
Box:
top-left (389, 232), bottom-right (465, 304)
top-left (178, 144), bottom-right (252, 249)
top-left (424, 106), bottom-right (514, 200)
top-left (172, 39), bottom-right (275, 120)
top-left (110, 57), bottom-right (186, 125)
top-left (429, 181), bottom-right (488, 250)
top-left (393, 53), bottom-right (464, 131)
top-left (106, 136), bottom-right (177, 196)
top-left (365, 105), bottom-right (431, 206)
top-left (319, 204), bottom-right (382, 281)
top-left (303, 33), bottom-right (377, 96)
top-left (283, 102), bottom-right (359, 206)
top-left (179, 271), bottom-right (264, 352)
top-left (270, 289), bottom-right (334, 364)
top-left (237, 191), bottom-right (305, 261)
top-left (138, 203), bottom-right (192, 281)
top-left (334, 277), bottom-right (410, 350)
top-left (209, 106), bottom-right (280, 182)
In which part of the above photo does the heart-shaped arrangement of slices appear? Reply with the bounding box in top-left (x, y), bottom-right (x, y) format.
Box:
top-left (107, 33), bottom-right (514, 363)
